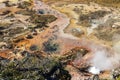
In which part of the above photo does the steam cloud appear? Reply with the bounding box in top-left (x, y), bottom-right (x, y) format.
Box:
top-left (90, 45), bottom-right (120, 72)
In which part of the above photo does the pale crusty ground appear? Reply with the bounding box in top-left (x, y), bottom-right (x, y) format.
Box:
top-left (0, 0), bottom-right (120, 79)
top-left (51, 2), bottom-right (120, 48)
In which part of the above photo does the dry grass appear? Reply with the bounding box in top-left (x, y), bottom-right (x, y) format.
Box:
top-left (43, 0), bottom-right (120, 7)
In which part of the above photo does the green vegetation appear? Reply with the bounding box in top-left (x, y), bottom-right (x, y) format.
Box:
top-left (17, 1), bottom-right (32, 9)
top-left (0, 23), bottom-right (11, 29)
top-left (112, 68), bottom-right (120, 80)
top-left (29, 45), bottom-right (39, 51)
top-left (1, 10), bottom-right (11, 15)
top-left (30, 14), bottom-right (57, 28)
top-left (117, 76), bottom-right (120, 80)
top-left (15, 9), bottom-right (36, 16)
top-left (31, 14), bottom-right (57, 23)
top-left (43, 40), bottom-right (59, 53)
top-left (94, 21), bottom-right (120, 41)
top-left (78, 10), bottom-right (109, 27)
top-left (0, 54), bottom-right (71, 80)
top-left (79, 10), bottom-right (109, 21)
top-left (95, 30), bottom-right (114, 41)
top-left (60, 47), bottom-right (89, 64)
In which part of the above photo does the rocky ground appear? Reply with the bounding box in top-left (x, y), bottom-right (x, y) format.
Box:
top-left (0, 0), bottom-right (120, 80)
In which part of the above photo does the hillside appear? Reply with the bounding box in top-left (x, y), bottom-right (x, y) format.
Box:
top-left (0, 0), bottom-right (120, 80)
